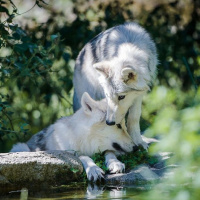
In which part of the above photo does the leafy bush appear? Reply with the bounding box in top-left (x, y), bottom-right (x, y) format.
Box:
top-left (0, 0), bottom-right (73, 151)
top-left (142, 87), bottom-right (200, 200)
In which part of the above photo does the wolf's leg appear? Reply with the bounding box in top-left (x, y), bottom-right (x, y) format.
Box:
top-left (127, 95), bottom-right (148, 150)
top-left (79, 156), bottom-right (105, 182)
top-left (105, 151), bottom-right (125, 173)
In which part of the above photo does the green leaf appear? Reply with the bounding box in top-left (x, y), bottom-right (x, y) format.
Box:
top-left (14, 43), bottom-right (28, 53)
top-left (28, 43), bottom-right (37, 53)
top-left (12, 32), bottom-right (21, 40)
top-left (20, 123), bottom-right (28, 129)
top-left (20, 68), bottom-right (30, 76)
top-left (16, 28), bottom-right (26, 36)
top-left (3, 69), bottom-right (10, 75)
top-left (50, 34), bottom-right (58, 41)
top-left (70, 168), bottom-right (79, 173)
top-left (14, 62), bottom-right (25, 69)
top-left (9, 24), bottom-right (18, 31)
top-left (63, 53), bottom-right (70, 62)
top-left (0, 6), bottom-right (9, 15)
top-left (7, 14), bottom-right (15, 23)
top-left (0, 1), bottom-right (6, 5)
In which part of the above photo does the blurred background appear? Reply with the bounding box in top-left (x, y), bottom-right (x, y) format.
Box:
top-left (0, 0), bottom-right (200, 199)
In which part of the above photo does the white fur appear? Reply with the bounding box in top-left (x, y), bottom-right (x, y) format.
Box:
top-left (10, 143), bottom-right (30, 152)
top-left (73, 22), bottom-right (158, 149)
top-left (10, 92), bottom-right (135, 182)
top-left (105, 151), bottom-right (125, 173)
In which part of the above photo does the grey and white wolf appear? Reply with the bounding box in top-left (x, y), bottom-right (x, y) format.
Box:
top-left (10, 92), bottom-right (135, 182)
top-left (73, 22), bottom-right (158, 149)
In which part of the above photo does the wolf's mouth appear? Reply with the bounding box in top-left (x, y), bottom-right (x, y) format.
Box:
top-left (112, 142), bottom-right (126, 153)
top-left (116, 124), bottom-right (122, 129)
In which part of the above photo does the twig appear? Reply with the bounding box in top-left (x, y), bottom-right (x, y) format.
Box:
top-left (2, 109), bottom-right (14, 131)
top-left (182, 57), bottom-right (198, 91)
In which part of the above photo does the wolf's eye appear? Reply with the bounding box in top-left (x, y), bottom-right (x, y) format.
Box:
top-left (118, 95), bottom-right (125, 101)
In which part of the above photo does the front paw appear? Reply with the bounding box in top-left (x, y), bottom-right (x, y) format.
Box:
top-left (132, 135), bottom-right (149, 150)
top-left (106, 159), bottom-right (125, 174)
top-left (138, 140), bottom-right (149, 150)
top-left (86, 166), bottom-right (105, 182)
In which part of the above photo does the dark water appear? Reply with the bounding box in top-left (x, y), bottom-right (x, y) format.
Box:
top-left (0, 183), bottom-right (150, 200)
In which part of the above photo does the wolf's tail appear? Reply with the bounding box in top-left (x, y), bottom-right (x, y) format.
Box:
top-left (10, 143), bottom-right (31, 152)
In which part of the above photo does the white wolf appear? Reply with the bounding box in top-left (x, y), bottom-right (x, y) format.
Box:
top-left (10, 92), bottom-right (135, 182)
top-left (73, 22), bottom-right (158, 149)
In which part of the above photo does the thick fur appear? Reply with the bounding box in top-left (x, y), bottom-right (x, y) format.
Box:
top-left (10, 92), bottom-right (135, 182)
top-left (73, 22), bottom-right (158, 149)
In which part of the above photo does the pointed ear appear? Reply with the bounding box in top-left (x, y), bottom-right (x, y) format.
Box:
top-left (81, 92), bottom-right (96, 115)
top-left (121, 67), bottom-right (136, 82)
top-left (93, 61), bottom-right (110, 77)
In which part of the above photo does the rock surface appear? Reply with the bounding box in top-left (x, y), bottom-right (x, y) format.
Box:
top-left (104, 136), bottom-right (177, 186)
top-left (0, 150), bottom-right (83, 187)
top-left (105, 152), bottom-right (177, 186)
top-left (0, 147), bottom-right (176, 189)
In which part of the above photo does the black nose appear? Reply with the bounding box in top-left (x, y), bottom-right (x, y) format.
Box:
top-left (106, 120), bottom-right (115, 126)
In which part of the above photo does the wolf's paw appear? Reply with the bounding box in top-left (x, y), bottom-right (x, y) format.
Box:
top-left (106, 159), bottom-right (125, 174)
top-left (135, 141), bottom-right (149, 151)
top-left (86, 166), bottom-right (105, 182)
top-left (138, 140), bottom-right (149, 150)
top-left (132, 135), bottom-right (149, 150)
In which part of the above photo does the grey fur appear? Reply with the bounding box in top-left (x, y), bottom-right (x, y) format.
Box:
top-left (73, 22), bottom-right (158, 149)
top-left (73, 22), bottom-right (157, 110)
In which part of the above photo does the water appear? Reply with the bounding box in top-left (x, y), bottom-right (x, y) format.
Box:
top-left (0, 182), bottom-right (150, 200)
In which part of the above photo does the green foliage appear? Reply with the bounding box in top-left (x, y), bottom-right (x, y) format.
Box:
top-left (78, 150), bottom-right (159, 182)
top-left (70, 168), bottom-right (79, 174)
top-left (0, 0), bottom-right (73, 151)
top-left (118, 149), bottom-right (158, 171)
top-left (90, 150), bottom-right (158, 174)
top-left (92, 153), bottom-right (108, 172)
top-left (1, 0), bottom-right (200, 152)
top-left (141, 86), bottom-right (200, 200)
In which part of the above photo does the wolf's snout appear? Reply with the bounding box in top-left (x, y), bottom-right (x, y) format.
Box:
top-left (106, 120), bottom-right (115, 126)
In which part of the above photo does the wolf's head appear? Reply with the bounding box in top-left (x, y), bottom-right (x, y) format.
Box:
top-left (80, 92), bottom-right (135, 156)
top-left (93, 42), bottom-right (157, 125)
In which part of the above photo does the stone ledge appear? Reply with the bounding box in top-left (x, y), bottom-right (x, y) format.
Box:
top-left (0, 150), bottom-right (83, 187)
top-left (105, 152), bottom-right (177, 186)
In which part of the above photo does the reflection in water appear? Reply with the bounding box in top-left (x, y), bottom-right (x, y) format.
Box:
top-left (109, 188), bottom-right (126, 200)
top-left (86, 183), bottom-right (128, 200)
top-left (20, 188), bottom-right (28, 200)
top-left (86, 183), bottom-right (104, 199)
top-left (1, 182), bottom-right (145, 199)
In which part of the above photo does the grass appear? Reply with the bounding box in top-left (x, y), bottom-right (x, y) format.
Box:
top-left (79, 149), bottom-right (159, 182)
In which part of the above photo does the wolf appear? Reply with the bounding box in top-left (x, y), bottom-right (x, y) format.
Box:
top-left (10, 92), bottom-right (136, 182)
top-left (73, 22), bottom-right (158, 149)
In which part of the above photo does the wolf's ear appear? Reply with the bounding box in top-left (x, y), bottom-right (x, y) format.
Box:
top-left (93, 61), bottom-right (110, 78)
top-left (121, 67), bottom-right (136, 82)
top-left (81, 92), bottom-right (96, 115)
